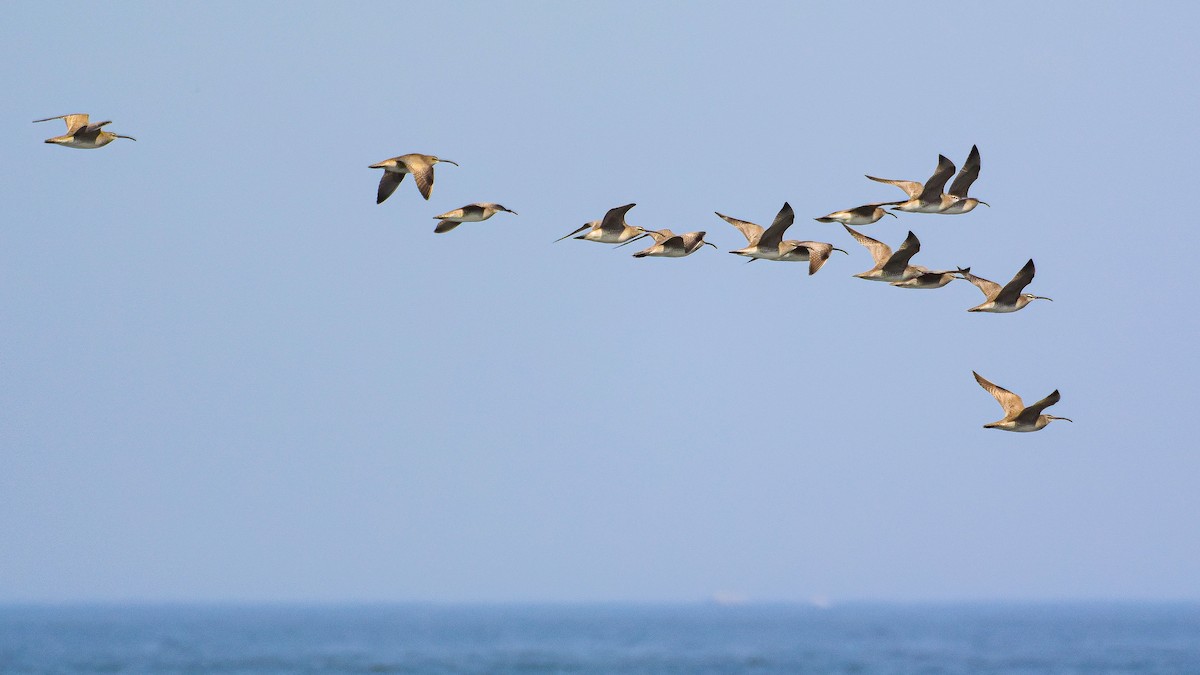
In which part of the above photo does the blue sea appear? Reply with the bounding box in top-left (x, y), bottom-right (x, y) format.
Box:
top-left (1, 603), bottom-right (1197, 674)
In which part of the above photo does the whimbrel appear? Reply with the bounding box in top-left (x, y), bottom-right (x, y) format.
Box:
top-left (717, 202), bottom-right (848, 274)
top-left (938, 145), bottom-right (989, 214)
top-left (620, 229), bottom-right (717, 258)
top-left (432, 203), bottom-right (517, 233)
top-left (973, 371), bottom-right (1072, 432)
top-left (815, 203), bottom-right (900, 226)
top-left (867, 155), bottom-right (956, 213)
top-left (554, 203), bottom-right (647, 243)
top-left (370, 153), bottom-right (458, 203)
top-left (843, 225), bottom-right (931, 283)
top-left (34, 114), bottom-right (135, 149)
top-left (958, 259), bottom-right (1051, 312)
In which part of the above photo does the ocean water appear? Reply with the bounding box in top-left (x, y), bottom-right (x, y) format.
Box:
top-left (0, 603), bottom-right (1197, 674)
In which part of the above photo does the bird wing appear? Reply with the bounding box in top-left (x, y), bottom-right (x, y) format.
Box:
top-left (974, 371), bottom-right (1025, 419)
top-left (757, 202), bottom-right (795, 249)
top-left (866, 175), bottom-right (923, 198)
top-left (81, 120), bottom-right (112, 134)
top-left (882, 231), bottom-right (921, 275)
top-left (660, 235), bottom-right (687, 252)
top-left (715, 212), bottom-right (764, 245)
top-left (598, 203), bottom-right (637, 234)
top-left (33, 114), bottom-right (90, 134)
top-left (917, 155), bottom-right (956, 202)
top-left (434, 206), bottom-right (467, 220)
top-left (948, 145), bottom-right (981, 198)
top-left (554, 223), bottom-right (594, 242)
top-left (994, 259), bottom-right (1036, 306)
top-left (434, 220), bottom-right (462, 234)
top-left (377, 172), bottom-right (404, 204)
top-left (460, 203), bottom-right (487, 220)
top-left (956, 268), bottom-right (1001, 299)
top-left (842, 225), bottom-right (892, 266)
top-left (1015, 389), bottom-right (1061, 425)
top-left (403, 156), bottom-right (436, 199)
top-left (799, 241), bottom-right (834, 275)
top-left (848, 202), bottom-right (895, 215)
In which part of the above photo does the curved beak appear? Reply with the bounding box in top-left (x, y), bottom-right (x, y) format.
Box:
top-left (1051, 416), bottom-right (1074, 423)
top-left (506, 209), bottom-right (518, 215)
top-left (832, 247), bottom-right (849, 255)
top-left (703, 241), bottom-right (718, 250)
top-left (116, 135), bottom-right (136, 141)
top-left (440, 159), bottom-right (459, 166)
top-left (1034, 295), bottom-right (1053, 302)
top-left (884, 210), bottom-right (898, 218)
top-left (979, 201), bottom-right (991, 207)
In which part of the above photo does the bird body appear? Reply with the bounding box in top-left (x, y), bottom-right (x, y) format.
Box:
top-left (815, 203), bottom-right (900, 226)
top-left (843, 225), bottom-right (928, 283)
top-left (370, 153), bottom-right (458, 203)
top-left (718, 202), bottom-right (847, 274)
top-left (433, 202), bottom-right (516, 233)
top-left (34, 113), bottom-right (135, 149)
top-left (973, 371), bottom-right (1071, 432)
top-left (555, 203), bottom-right (646, 243)
top-left (958, 259), bottom-right (1050, 312)
top-left (867, 155), bottom-right (957, 213)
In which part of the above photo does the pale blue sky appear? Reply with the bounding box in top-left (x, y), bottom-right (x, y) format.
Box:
top-left (2, 2), bottom-right (1198, 603)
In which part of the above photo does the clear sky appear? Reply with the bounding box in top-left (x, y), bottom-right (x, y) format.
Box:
top-left (2, 2), bottom-right (1198, 603)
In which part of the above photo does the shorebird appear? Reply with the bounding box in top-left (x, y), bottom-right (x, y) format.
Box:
top-left (554, 203), bottom-right (647, 243)
top-left (370, 153), bottom-right (458, 203)
top-left (938, 145), bottom-right (989, 214)
top-left (814, 203), bottom-right (900, 226)
top-left (973, 371), bottom-right (1072, 432)
top-left (717, 202), bottom-right (848, 275)
top-left (890, 267), bottom-right (963, 290)
top-left (432, 203), bottom-right (517, 233)
top-left (957, 259), bottom-right (1051, 312)
top-left (867, 154), bottom-right (957, 213)
top-left (843, 225), bottom-right (933, 283)
top-left (618, 229), bottom-right (717, 258)
top-left (34, 114), bottom-right (135, 149)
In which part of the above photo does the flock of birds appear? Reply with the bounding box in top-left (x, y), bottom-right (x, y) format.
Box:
top-left (34, 113), bottom-right (1071, 432)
